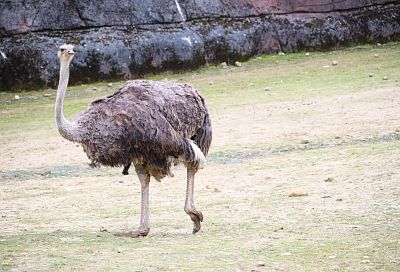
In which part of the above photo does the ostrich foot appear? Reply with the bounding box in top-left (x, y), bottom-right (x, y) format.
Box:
top-left (185, 207), bottom-right (203, 234)
top-left (114, 228), bottom-right (149, 238)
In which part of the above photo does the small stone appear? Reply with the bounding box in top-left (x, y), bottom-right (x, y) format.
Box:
top-left (289, 191), bottom-right (308, 197)
top-left (99, 226), bottom-right (108, 232)
top-left (40, 170), bottom-right (51, 176)
top-left (256, 261), bottom-right (265, 267)
top-left (335, 136), bottom-right (341, 139)
top-left (300, 140), bottom-right (309, 144)
top-left (336, 198), bottom-right (343, 202)
top-left (278, 52), bottom-right (285, 56)
top-left (213, 187), bottom-right (221, 193)
top-left (321, 195), bottom-right (331, 198)
top-left (377, 43), bottom-right (382, 47)
top-left (209, 81), bottom-right (214, 85)
top-left (331, 60), bottom-right (338, 66)
top-left (383, 76), bottom-right (388, 80)
top-left (234, 61), bottom-right (242, 67)
top-left (361, 260), bottom-right (370, 264)
top-left (374, 54), bottom-right (379, 58)
top-left (220, 62), bottom-right (228, 69)
top-left (273, 227), bottom-right (284, 232)
top-left (363, 256), bottom-right (370, 259)
top-left (14, 95), bottom-right (20, 100)
top-left (323, 65), bottom-right (330, 68)
top-left (264, 87), bottom-right (271, 92)
top-left (92, 87), bottom-right (99, 91)
top-left (368, 73), bottom-right (374, 77)
top-left (328, 255), bottom-right (336, 259)
top-left (281, 252), bottom-right (292, 256)
top-left (305, 52), bottom-right (310, 56)
top-left (107, 83), bottom-right (113, 87)
top-left (43, 93), bottom-right (51, 97)
top-left (324, 177), bottom-right (335, 182)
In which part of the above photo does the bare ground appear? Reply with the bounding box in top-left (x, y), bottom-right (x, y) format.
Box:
top-left (1, 52), bottom-right (400, 271)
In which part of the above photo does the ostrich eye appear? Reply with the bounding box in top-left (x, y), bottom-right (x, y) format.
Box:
top-left (60, 48), bottom-right (65, 52)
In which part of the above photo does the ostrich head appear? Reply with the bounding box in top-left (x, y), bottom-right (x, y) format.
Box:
top-left (58, 44), bottom-right (75, 65)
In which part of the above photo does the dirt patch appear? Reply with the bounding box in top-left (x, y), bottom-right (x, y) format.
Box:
top-left (212, 87), bottom-right (400, 150)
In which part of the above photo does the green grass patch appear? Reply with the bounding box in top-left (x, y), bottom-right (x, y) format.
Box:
top-left (1, 42), bottom-right (399, 140)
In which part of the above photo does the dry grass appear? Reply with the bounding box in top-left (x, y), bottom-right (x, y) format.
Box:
top-left (1, 42), bottom-right (400, 271)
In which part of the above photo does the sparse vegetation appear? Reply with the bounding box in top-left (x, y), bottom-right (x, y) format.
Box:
top-left (1, 42), bottom-right (399, 271)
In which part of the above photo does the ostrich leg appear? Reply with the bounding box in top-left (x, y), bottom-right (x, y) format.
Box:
top-left (122, 163), bottom-right (131, 175)
top-left (184, 166), bottom-right (203, 234)
top-left (115, 165), bottom-right (150, 238)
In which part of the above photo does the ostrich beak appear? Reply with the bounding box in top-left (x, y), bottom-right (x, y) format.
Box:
top-left (67, 49), bottom-right (75, 55)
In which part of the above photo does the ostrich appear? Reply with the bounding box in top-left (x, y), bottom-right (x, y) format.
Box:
top-left (56, 44), bottom-right (212, 237)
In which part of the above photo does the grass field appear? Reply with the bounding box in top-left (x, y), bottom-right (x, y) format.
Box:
top-left (1, 43), bottom-right (399, 271)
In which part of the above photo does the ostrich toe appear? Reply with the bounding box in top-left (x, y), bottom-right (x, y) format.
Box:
top-left (186, 208), bottom-right (203, 234)
top-left (114, 228), bottom-right (149, 238)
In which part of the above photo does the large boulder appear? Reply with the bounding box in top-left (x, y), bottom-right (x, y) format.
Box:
top-left (0, 0), bottom-right (399, 91)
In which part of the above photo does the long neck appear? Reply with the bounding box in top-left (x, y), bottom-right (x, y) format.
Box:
top-left (55, 61), bottom-right (79, 142)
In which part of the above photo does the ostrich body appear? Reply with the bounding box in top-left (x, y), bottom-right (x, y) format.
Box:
top-left (56, 44), bottom-right (212, 237)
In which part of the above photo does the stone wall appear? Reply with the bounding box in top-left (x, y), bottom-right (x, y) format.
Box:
top-left (0, 0), bottom-right (399, 91)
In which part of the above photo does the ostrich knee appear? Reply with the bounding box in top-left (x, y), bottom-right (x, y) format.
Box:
top-left (184, 167), bottom-right (203, 234)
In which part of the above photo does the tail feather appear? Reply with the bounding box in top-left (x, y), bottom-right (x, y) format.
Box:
top-left (192, 113), bottom-right (212, 156)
